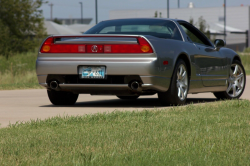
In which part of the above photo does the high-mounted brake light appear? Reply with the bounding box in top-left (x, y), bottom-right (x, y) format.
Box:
top-left (40, 36), bottom-right (153, 54)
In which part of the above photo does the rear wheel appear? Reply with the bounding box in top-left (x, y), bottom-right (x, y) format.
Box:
top-left (47, 90), bottom-right (79, 105)
top-left (213, 60), bottom-right (245, 100)
top-left (116, 95), bottom-right (139, 100)
top-left (158, 59), bottom-right (189, 106)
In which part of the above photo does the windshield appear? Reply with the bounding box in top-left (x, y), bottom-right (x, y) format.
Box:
top-left (85, 19), bottom-right (182, 40)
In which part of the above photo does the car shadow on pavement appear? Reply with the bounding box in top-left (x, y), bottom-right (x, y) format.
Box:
top-left (40, 98), bottom-right (219, 108)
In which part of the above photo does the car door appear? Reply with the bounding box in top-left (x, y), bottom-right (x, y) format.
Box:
top-left (178, 22), bottom-right (228, 87)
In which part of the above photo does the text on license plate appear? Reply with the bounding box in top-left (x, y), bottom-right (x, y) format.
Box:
top-left (79, 66), bottom-right (106, 79)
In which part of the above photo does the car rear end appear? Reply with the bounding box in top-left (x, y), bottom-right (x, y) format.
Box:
top-left (36, 35), bottom-right (169, 97)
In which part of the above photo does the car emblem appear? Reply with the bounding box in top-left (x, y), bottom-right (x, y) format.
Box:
top-left (91, 45), bottom-right (98, 52)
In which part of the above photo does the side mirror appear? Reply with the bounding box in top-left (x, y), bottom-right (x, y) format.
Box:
top-left (214, 39), bottom-right (226, 49)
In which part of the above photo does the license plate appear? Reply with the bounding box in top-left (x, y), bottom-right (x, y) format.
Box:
top-left (79, 66), bottom-right (106, 79)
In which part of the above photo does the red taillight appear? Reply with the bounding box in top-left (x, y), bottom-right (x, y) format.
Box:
top-left (138, 37), bottom-right (153, 53)
top-left (103, 44), bottom-right (141, 53)
top-left (40, 37), bottom-right (86, 53)
top-left (40, 37), bottom-right (153, 53)
top-left (102, 37), bottom-right (153, 53)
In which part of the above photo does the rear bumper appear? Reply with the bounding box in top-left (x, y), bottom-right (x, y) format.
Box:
top-left (38, 76), bottom-right (170, 93)
top-left (36, 57), bottom-right (171, 93)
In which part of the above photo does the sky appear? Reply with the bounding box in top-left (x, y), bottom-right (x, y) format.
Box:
top-left (39, 0), bottom-right (250, 24)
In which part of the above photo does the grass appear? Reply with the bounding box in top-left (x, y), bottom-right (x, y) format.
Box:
top-left (0, 50), bottom-right (42, 90)
top-left (0, 50), bottom-right (249, 90)
top-left (238, 53), bottom-right (250, 74)
top-left (0, 100), bottom-right (250, 165)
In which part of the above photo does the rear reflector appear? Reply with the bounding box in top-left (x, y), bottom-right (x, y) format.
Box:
top-left (40, 37), bottom-right (153, 53)
top-left (163, 61), bottom-right (169, 65)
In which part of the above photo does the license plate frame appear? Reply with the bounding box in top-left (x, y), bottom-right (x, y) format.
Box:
top-left (79, 66), bottom-right (106, 79)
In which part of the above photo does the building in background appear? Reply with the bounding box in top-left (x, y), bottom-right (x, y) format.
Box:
top-left (110, 5), bottom-right (250, 51)
top-left (44, 21), bottom-right (82, 35)
top-left (46, 18), bottom-right (92, 25)
top-left (44, 18), bottom-right (95, 35)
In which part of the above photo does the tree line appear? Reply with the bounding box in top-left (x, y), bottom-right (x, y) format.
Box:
top-left (0, 0), bottom-right (47, 58)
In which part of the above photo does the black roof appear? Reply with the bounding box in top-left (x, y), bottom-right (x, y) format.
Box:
top-left (101, 18), bottom-right (185, 23)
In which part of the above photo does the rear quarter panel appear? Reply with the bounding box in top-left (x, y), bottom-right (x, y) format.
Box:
top-left (145, 35), bottom-right (200, 81)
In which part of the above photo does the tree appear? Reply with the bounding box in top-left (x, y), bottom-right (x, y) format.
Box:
top-left (0, 0), bottom-right (47, 58)
top-left (154, 11), bottom-right (158, 18)
top-left (154, 11), bottom-right (162, 18)
top-left (189, 16), bottom-right (211, 41)
top-left (196, 16), bottom-right (211, 40)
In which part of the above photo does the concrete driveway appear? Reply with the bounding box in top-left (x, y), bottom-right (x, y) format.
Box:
top-left (0, 76), bottom-right (249, 128)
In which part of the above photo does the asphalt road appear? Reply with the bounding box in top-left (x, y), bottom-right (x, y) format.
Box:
top-left (1, 76), bottom-right (249, 128)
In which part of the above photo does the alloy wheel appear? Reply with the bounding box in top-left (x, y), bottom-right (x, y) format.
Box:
top-left (227, 64), bottom-right (245, 97)
top-left (176, 64), bottom-right (188, 101)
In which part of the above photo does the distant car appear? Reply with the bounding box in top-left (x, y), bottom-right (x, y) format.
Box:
top-left (36, 18), bottom-right (246, 106)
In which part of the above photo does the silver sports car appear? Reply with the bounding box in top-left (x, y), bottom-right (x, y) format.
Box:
top-left (36, 18), bottom-right (246, 105)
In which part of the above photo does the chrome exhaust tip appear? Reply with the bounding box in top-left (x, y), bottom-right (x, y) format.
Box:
top-left (130, 81), bottom-right (142, 92)
top-left (50, 81), bottom-right (59, 90)
top-left (131, 81), bottom-right (139, 90)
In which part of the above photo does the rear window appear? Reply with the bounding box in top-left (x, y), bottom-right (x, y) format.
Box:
top-left (85, 19), bottom-right (183, 41)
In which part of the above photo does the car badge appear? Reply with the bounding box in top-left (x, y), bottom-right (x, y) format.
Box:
top-left (91, 45), bottom-right (98, 52)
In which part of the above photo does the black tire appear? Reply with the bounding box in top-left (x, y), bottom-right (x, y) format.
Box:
top-left (116, 95), bottom-right (139, 100)
top-left (158, 59), bottom-right (189, 106)
top-left (47, 90), bottom-right (79, 105)
top-left (213, 60), bottom-right (246, 100)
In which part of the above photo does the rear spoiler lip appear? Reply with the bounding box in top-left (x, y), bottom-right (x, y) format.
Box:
top-left (55, 37), bottom-right (138, 44)
top-left (51, 34), bottom-right (143, 38)
top-left (38, 35), bottom-right (156, 54)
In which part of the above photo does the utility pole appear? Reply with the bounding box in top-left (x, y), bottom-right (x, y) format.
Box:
top-left (167, 0), bottom-right (169, 18)
top-left (49, 3), bottom-right (53, 21)
top-left (79, 2), bottom-right (83, 24)
top-left (178, 0), bottom-right (180, 8)
top-left (224, 0), bottom-right (226, 41)
top-left (95, 0), bottom-right (98, 24)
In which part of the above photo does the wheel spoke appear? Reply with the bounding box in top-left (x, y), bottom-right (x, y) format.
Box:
top-left (180, 87), bottom-right (184, 99)
top-left (233, 65), bottom-right (238, 75)
top-left (181, 71), bottom-right (186, 80)
top-left (180, 66), bottom-right (183, 76)
top-left (178, 88), bottom-right (181, 98)
top-left (226, 83), bottom-right (233, 93)
top-left (237, 82), bottom-right (242, 90)
top-left (182, 83), bottom-right (187, 89)
top-left (236, 73), bottom-right (244, 80)
top-left (177, 71), bottom-right (181, 79)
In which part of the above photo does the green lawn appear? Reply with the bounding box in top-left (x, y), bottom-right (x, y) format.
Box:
top-left (0, 100), bottom-right (250, 165)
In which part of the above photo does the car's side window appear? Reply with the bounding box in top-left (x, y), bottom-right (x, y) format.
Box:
top-left (179, 22), bottom-right (212, 47)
